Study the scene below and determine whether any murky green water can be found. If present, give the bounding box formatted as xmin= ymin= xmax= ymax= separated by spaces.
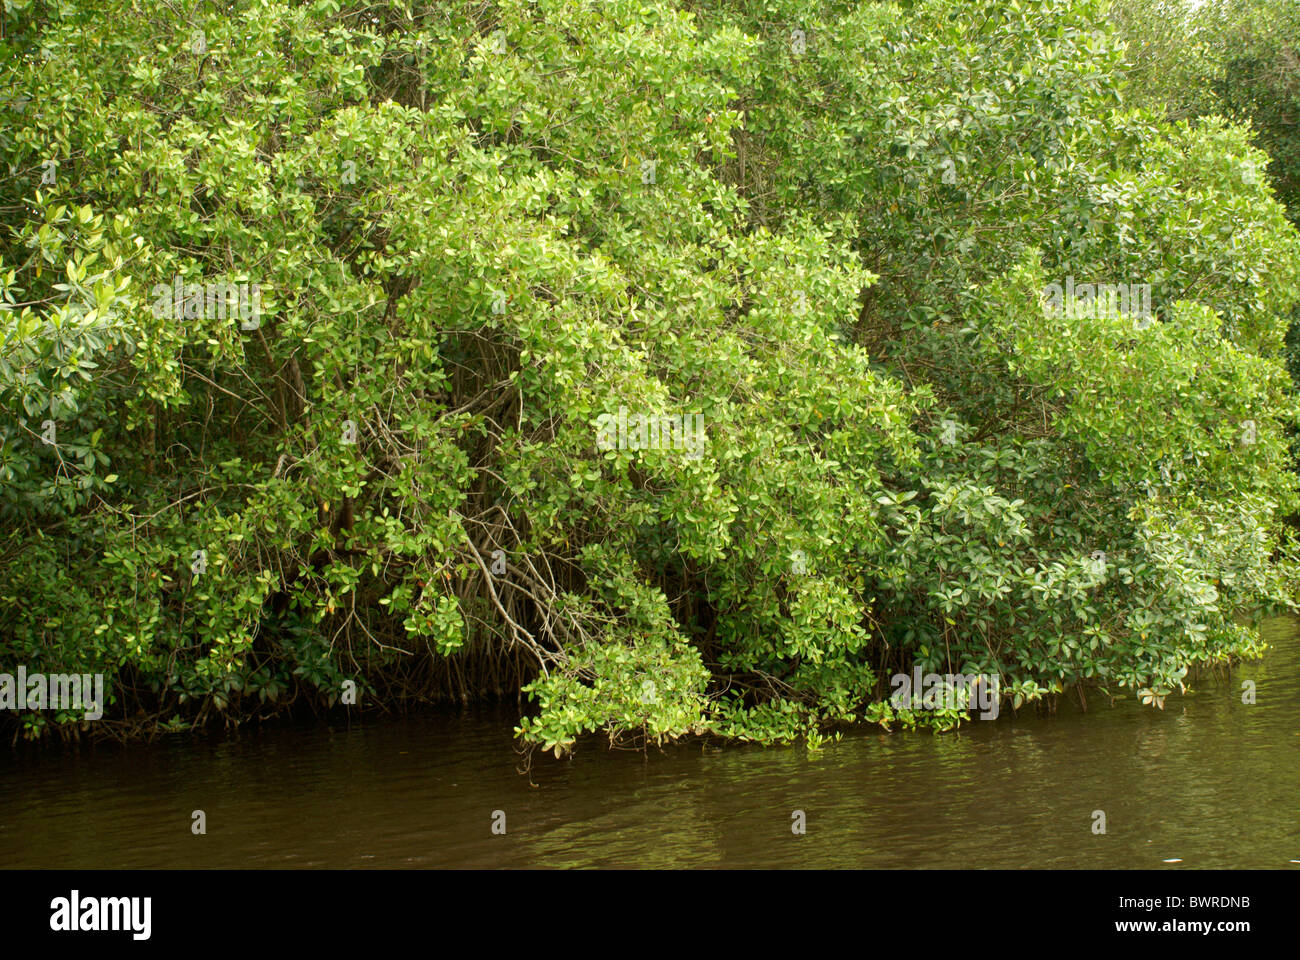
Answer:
xmin=4 ymin=617 xmax=1299 ymax=868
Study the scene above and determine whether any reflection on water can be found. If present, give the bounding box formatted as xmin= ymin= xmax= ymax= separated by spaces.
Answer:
xmin=3 ymin=618 xmax=1299 ymax=868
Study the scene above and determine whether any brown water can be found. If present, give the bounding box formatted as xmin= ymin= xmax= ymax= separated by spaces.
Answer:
xmin=4 ymin=618 xmax=1299 ymax=869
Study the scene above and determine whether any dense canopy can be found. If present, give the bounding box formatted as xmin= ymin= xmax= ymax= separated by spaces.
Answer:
xmin=2 ymin=0 xmax=1298 ymax=753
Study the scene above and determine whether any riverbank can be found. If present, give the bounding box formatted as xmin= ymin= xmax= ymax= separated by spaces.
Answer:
xmin=4 ymin=617 xmax=1295 ymax=869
